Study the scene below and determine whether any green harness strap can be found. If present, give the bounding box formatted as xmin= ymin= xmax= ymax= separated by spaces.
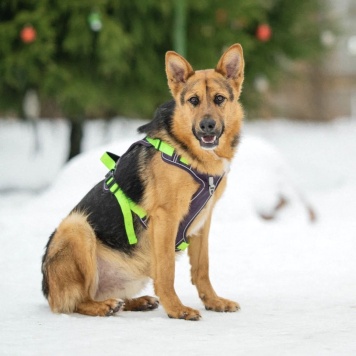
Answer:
xmin=100 ymin=137 xmax=190 ymax=249
xmin=101 ymin=152 xmax=146 ymax=245
xmin=146 ymin=137 xmax=190 ymax=165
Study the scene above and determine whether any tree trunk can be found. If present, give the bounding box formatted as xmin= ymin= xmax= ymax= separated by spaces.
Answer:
xmin=173 ymin=0 xmax=186 ymax=57
xmin=68 ymin=119 xmax=83 ymax=161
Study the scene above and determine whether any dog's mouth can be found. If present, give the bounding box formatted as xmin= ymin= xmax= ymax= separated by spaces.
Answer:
xmin=201 ymin=135 xmax=217 ymax=146
xmin=198 ymin=134 xmax=219 ymax=150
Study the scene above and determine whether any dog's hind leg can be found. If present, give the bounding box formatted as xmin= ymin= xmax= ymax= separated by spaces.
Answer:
xmin=42 ymin=212 xmax=123 ymax=316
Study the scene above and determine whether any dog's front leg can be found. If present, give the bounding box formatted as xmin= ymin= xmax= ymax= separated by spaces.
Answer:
xmin=188 ymin=213 xmax=240 ymax=312
xmin=149 ymin=208 xmax=201 ymax=321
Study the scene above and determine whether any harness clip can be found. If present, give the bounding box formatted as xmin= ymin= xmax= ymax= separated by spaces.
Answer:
xmin=105 ymin=169 xmax=114 ymax=179
xmin=209 ymin=176 xmax=216 ymax=195
xmin=105 ymin=170 xmax=116 ymax=188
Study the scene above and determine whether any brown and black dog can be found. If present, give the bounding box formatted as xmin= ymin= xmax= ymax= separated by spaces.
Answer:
xmin=41 ymin=44 xmax=245 ymax=320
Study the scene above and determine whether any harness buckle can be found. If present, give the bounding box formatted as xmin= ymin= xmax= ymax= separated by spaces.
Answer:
xmin=105 ymin=170 xmax=116 ymax=189
xmin=208 ymin=176 xmax=216 ymax=195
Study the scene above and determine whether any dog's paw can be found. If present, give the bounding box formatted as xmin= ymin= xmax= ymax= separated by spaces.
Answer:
xmin=204 ymin=297 xmax=240 ymax=312
xmin=124 ymin=296 xmax=159 ymax=311
xmin=105 ymin=299 xmax=125 ymax=316
xmin=76 ymin=298 xmax=125 ymax=316
xmin=137 ymin=296 xmax=159 ymax=310
xmin=167 ymin=306 xmax=201 ymax=321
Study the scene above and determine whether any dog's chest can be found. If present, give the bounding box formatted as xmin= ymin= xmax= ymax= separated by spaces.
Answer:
xmin=186 ymin=199 xmax=213 ymax=236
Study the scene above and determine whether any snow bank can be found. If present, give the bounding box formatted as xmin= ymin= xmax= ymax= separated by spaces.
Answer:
xmin=1 ymin=118 xmax=311 ymax=222
xmin=1 ymin=118 xmax=356 ymax=355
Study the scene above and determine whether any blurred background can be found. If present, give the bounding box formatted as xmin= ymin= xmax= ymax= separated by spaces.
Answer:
xmin=0 ymin=0 xmax=355 ymax=195
xmin=1 ymin=0 xmax=355 ymax=159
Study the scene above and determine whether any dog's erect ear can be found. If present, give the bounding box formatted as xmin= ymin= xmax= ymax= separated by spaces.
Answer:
xmin=215 ymin=44 xmax=244 ymax=97
xmin=165 ymin=51 xmax=194 ymax=96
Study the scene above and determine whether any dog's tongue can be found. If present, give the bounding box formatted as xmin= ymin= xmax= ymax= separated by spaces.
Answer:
xmin=201 ymin=135 xmax=216 ymax=144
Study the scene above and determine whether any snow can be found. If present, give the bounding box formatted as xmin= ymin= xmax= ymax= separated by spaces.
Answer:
xmin=1 ymin=117 xmax=356 ymax=355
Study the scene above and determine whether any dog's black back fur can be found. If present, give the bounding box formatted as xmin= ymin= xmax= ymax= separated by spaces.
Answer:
xmin=63 ymin=101 xmax=176 ymax=254
xmin=74 ymin=145 xmax=155 ymax=254
xmin=138 ymin=100 xmax=175 ymax=136
xmin=74 ymin=101 xmax=179 ymax=253
xmin=139 ymin=100 xmax=194 ymax=157
xmin=42 ymin=100 xmax=175 ymax=265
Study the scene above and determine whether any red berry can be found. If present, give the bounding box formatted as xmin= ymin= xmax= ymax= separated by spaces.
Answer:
xmin=21 ymin=26 xmax=37 ymax=43
xmin=256 ymin=24 xmax=272 ymax=42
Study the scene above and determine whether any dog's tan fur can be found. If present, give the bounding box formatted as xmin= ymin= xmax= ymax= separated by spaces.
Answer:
xmin=42 ymin=44 xmax=245 ymax=320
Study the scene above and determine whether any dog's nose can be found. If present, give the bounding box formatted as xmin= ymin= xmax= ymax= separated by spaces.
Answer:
xmin=199 ymin=118 xmax=216 ymax=133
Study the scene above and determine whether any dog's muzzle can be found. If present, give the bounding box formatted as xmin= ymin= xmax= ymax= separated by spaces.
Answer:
xmin=194 ymin=117 xmax=221 ymax=150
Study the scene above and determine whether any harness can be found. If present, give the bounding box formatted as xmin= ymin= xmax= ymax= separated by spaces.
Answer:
xmin=101 ymin=137 xmax=224 ymax=251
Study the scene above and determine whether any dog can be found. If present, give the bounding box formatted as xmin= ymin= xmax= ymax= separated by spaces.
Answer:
xmin=41 ymin=43 xmax=245 ymax=320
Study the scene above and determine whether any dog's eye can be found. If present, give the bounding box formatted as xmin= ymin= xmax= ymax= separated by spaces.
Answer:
xmin=188 ymin=96 xmax=199 ymax=106
xmin=214 ymin=95 xmax=225 ymax=105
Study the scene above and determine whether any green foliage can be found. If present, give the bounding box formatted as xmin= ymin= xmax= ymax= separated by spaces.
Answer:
xmin=0 ymin=0 xmax=333 ymax=119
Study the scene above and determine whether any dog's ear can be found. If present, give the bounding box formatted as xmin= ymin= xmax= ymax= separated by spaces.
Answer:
xmin=165 ymin=51 xmax=194 ymax=96
xmin=215 ymin=44 xmax=244 ymax=98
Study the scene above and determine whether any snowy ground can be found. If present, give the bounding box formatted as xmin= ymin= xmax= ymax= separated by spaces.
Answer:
xmin=1 ymin=117 xmax=356 ymax=355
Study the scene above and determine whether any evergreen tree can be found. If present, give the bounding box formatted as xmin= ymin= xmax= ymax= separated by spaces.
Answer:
xmin=0 ymin=0 xmax=334 ymax=157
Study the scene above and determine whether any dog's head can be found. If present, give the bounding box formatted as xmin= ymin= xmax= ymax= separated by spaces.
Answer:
xmin=165 ymin=44 xmax=244 ymax=158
